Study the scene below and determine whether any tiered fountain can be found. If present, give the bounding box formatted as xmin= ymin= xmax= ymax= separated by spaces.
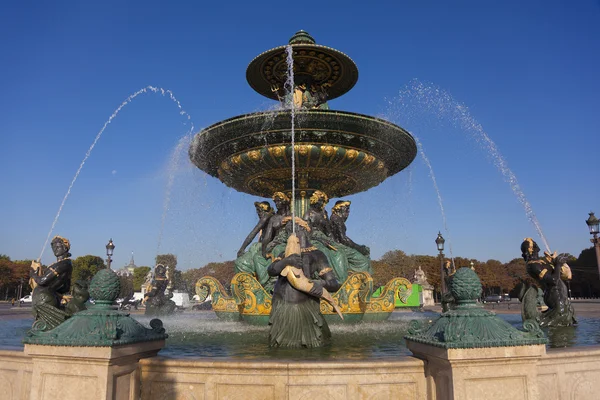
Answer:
xmin=189 ymin=31 xmax=417 ymax=324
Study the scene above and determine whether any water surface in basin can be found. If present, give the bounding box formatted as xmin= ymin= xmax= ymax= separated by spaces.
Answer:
xmin=4 ymin=311 xmax=600 ymax=359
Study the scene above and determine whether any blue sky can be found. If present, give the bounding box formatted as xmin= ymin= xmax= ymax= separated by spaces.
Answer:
xmin=1 ymin=1 xmax=599 ymax=270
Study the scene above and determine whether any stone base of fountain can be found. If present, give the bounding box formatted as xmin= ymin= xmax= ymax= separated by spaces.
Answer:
xmin=25 ymin=340 xmax=164 ymax=400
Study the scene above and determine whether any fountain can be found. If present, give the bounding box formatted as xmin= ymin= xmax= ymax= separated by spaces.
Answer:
xmin=3 ymin=31 xmax=600 ymax=400
xmin=190 ymin=30 xmax=415 ymax=324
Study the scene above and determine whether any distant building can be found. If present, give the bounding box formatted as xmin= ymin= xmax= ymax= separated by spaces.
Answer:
xmin=116 ymin=251 xmax=137 ymax=277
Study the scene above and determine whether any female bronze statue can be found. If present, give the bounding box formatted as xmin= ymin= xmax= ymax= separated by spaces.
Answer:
xmin=267 ymin=218 xmax=341 ymax=348
xmin=303 ymin=191 xmax=350 ymax=281
xmin=234 ymin=201 xmax=276 ymax=291
xmin=261 ymin=192 xmax=292 ymax=259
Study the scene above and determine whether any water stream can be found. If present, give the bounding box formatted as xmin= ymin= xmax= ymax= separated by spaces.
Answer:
xmin=285 ymin=45 xmax=297 ymax=233
xmin=38 ymin=86 xmax=194 ymax=262
xmin=394 ymin=80 xmax=550 ymax=252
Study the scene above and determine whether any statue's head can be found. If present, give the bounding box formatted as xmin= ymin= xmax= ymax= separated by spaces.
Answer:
xmin=272 ymin=192 xmax=290 ymax=210
xmin=254 ymin=201 xmax=273 ymax=216
xmin=72 ymin=280 xmax=89 ymax=301
xmin=521 ymin=238 xmax=540 ymax=261
xmin=310 ymin=190 xmax=329 ymax=209
xmin=50 ymin=236 xmax=71 ymax=258
xmin=155 ymin=264 xmax=167 ymax=279
xmin=332 ymin=200 xmax=351 ymax=218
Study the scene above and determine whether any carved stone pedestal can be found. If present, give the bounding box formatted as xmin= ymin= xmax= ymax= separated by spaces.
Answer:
xmin=25 ymin=341 xmax=164 ymax=400
xmin=407 ymin=341 xmax=545 ymax=400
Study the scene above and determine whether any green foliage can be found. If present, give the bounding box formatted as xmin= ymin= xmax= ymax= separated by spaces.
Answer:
xmin=132 ymin=266 xmax=151 ymax=291
xmin=156 ymin=254 xmax=177 ymax=269
xmin=118 ymin=275 xmax=134 ymax=299
xmin=72 ymin=255 xmax=105 ymax=284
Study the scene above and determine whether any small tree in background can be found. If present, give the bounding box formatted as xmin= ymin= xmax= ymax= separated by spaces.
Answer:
xmin=71 ymin=255 xmax=105 ymax=286
xmin=132 ymin=266 xmax=151 ymax=291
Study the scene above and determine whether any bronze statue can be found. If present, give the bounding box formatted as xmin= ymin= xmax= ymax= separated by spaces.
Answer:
xmin=330 ymin=200 xmax=370 ymax=256
xmin=267 ymin=217 xmax=341 ymax=347
xmin=234 ymin=201 xmax=276 ymax=291
xmin=144 ymin=264 xmax=177 ymax=316
xmin=328 ymin=200 xmax=373 ymax=278
xmin=29 ymin=236 xmax=74 ymax=330
xmin=303 ymin=191 xmax=350 ymax=281
xmin=262 ymin=192 xmax=292 ymax=259
xmin=520 ymin=238 xmax=576 ymax=327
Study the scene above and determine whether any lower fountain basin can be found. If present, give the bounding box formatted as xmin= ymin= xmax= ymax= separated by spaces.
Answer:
xmin=3 ymin=311 xmax=600 ymax=359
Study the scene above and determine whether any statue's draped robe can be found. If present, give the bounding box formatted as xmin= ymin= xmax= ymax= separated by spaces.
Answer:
xmin=267 ymin=250 xmax=340 ymax=348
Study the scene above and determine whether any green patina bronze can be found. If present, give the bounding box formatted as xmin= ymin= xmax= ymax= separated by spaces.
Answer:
xmin=405 ymin=267 xmax=548 ymax=349
xmin=23 ymin=268 xmax=167 ymax=346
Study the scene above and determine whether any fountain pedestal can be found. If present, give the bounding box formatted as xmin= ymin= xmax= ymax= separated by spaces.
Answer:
xmin=22 ymin=269 xmax=168 ymax=400
xmin=406 ymin=341 xmax=545 ymax=400
xmin=25 ymin=341 xmax=164 ymax=400
xmin=405 ymin=267 xmax=548 ymax=400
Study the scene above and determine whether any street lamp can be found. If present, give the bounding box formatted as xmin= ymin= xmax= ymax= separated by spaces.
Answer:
xmin=18 ymin=277 xmax=23 ymax=307
xmin=435 ymin=232 xmax=446 ymax=294
xmin=585 ymin=211 xmax=600 ymax=278
xmin=106 ymin=238 xmax=115 ymax=270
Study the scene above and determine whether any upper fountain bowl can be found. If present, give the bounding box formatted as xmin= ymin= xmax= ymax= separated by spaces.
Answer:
xmin=189 ymin=109 xmax=417 ymax=198
xmin=246 ymin=30 xmax=359 ymax=101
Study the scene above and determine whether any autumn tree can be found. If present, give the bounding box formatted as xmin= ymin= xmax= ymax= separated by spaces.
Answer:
xmin=72 ymin=255 xmax=105 ymax=284
xmin=156 ymin=254 xmax=177 ymax=269
xmin=181 ymin=261 xmax=236 ymax=292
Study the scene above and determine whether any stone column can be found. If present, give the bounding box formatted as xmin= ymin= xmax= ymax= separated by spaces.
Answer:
xmin=405 ymin=267 xmax=548 ymax=400
xmin=407 ymin=342 xmax=545 ymax=400
xmin=23 ymin=268 xmax=168 ymax=400
xmin=26 ymin=341 xmax=164 ymax=400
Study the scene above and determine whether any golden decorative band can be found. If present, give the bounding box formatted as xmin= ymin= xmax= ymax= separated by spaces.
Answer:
xmin=301 ymin=246 xmax=318 ymax=253
xmin=319 ymin=267 xmax=333 ymax=276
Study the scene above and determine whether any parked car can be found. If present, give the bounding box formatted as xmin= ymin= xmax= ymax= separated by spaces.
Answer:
xmin=482 ymin=295 xmax=502 ymax=304
xmin=20 ymin=295 xmax=32 ymax=304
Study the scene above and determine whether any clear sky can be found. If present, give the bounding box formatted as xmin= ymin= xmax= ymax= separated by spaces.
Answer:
xmin=1 ymin=1 xmax=599 ymax=270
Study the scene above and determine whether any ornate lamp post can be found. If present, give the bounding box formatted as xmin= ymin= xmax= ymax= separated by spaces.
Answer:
xmin=435 ymin=232 xmax=446 ymax=294
xmin=585 ymin=211 xmax=600 ymax=278
xmin=18 ymin=277 xmax=23 ymax=307
xmin=106 ymin=238 xmax=115 ymax=270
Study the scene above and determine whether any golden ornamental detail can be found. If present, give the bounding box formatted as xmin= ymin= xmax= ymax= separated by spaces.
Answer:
xmin=248 ymin=150 xmax=262 ymax=161
xmin=321 ymin=145 xmax=337 ymax=157
xmin=346 ymin=149 xmax=358 ymax=160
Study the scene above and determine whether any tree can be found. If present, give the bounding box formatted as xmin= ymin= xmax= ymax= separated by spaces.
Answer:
xmin=182 ymin=261 xmax=235 ymax=291
xmin=72 ymin=255 xmax=105 ymax=284
xmin=156 ymin=254 xmax=177 ymax=269
xmin=132 ymin=266 xmax=151 ymax=291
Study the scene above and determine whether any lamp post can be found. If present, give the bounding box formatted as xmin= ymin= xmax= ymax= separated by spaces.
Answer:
xmin=435 ymin=232 xmax=446 ymax=294
xmin=18 ymin=277 xmax=23 ymax=307
xmin=106 ymin=238 xmax=115 ymax=270
xmin=585 ymin=211 xmax=600 ymax=278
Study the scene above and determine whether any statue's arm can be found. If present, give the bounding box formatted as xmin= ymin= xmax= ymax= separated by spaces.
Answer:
xmin=331 ymin=217 xmax=369 ymax=256
xmin=238 ymin=215 xmax=270 ymax=257
xmin=314 ymin=252 xmax=341 ymax=293
xmin=261 ymin=219 xmax=276 ymax=258
xmin=267 ymin=254 xmax=302 ymax=276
